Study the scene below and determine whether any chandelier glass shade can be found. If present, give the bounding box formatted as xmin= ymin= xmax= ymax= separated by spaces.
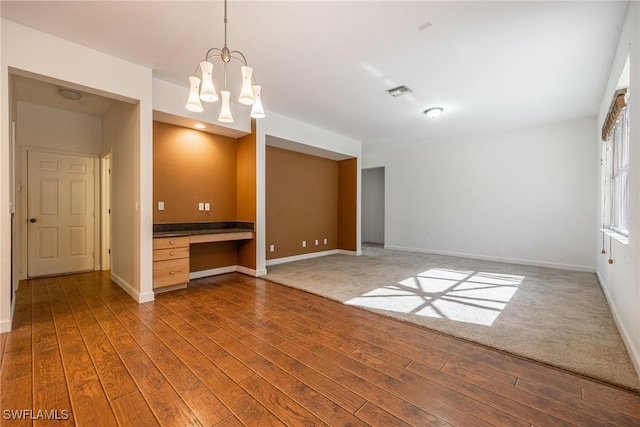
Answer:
xmin=185 ymin=0 xmax=265 ymax=123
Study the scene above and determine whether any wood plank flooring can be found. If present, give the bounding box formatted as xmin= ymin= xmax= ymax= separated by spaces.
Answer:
xmin=1 ymin=271 xmax=639 ymax=426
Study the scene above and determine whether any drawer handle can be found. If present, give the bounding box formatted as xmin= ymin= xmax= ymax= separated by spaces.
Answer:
xmin=170 ymin=271 xmax=176 ymax=275
xmin=170 ymin=252 xmax=175 ymax=256
xmin=169 ymin=241 xmax=175 ymax=245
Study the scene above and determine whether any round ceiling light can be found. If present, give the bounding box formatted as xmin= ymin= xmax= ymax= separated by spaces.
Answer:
xmin=58 ymin=88 xmax=82 ymax=101
xmin=424 ymin=107 xmax=443 ymax=118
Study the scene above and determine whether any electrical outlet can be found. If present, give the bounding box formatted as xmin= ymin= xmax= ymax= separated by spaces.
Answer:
xmin=425 ymin=237 xmax=430 ymax=244
xmin=324 ymin=238 xmax=328 ymax=244
xmin=270 ymin=244 xmax=275 ymax=252
xmin=198 ymin=202 xmax=204 ymax=211
xmin=302 ymin=241 xmax=306 ymax=248
xmin=158 ymin=201 xmax=164 ymax=211
xmin=205 ymin=203 xmax=210 ymax=211
xmin=315 ymin=240 xmax=319 ymax=245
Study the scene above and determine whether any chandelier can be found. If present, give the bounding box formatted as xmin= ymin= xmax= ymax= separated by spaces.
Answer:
xmin=185 ymin=0 xmax=265 ymax=122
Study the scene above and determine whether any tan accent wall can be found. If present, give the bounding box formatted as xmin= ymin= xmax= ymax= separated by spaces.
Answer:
xmin=190 ymin=242 xmax=238 ymax=271
xmin=153 ymin=121 xmax=237 ymax=223
xmin=266 ymin=146 xmax=357 ymax=260
xmin=338 ymin=158 xmax=358 ymax=251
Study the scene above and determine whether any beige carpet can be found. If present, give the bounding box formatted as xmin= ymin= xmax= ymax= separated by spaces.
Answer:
xmin=264 ymin=245 xmax=640 ymax=391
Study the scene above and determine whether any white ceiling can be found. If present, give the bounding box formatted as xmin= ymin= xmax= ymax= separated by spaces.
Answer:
xmin=1 ymin=1 xmax=628 ymax=153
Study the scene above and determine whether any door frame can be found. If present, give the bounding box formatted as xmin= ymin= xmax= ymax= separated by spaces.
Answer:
xmin=100 ymin=151 xmax=112 ymax=271
xmin=20 ymin=146 xmax=100 ymax=279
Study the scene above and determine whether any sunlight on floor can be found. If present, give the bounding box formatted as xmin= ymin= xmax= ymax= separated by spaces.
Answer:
xmin=344 ymin=268 xmax=524 ymax=326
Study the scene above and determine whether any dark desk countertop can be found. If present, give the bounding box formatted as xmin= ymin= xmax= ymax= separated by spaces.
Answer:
xmin=152 ymin=221 xmax=254 ymax=238
xmin=153 ymin=228 xmax=254 ymax=238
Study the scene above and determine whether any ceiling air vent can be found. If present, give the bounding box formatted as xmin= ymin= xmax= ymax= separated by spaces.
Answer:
xmin=386 ymin=85 xmax=413 ymax=97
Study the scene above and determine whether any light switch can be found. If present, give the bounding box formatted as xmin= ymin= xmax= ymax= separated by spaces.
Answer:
xmin=198 ymin=202 xmax=204 ymax=211
xmin=158 ymin=201 xmax=164 ymax=211
xmin=205 ymin=203 xmax=210 ymax=211
xmin=270 ymin=244 xmax=275 ymax=252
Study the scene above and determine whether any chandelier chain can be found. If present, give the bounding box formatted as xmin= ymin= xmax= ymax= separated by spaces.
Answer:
xmin=224 ymin=0 xmax=228 ymax=50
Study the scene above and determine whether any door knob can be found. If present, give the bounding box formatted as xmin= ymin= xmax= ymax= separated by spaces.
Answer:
xmin=29 ymin=218 xmax=37 ymax=223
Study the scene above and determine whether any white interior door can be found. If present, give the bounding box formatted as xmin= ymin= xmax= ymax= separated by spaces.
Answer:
xmin=27 ymin=151 xmax=95 ymax=277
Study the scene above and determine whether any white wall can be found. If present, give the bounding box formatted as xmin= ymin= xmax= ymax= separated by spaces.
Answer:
xmin=102 ymin=101 xmax=151 ymax=302
xmin=0 ymin=16 xmax=12 ymax=334
xmin=384 ymin=117 xmax=598 ymax=271
xmin=596 ymin=1 xmax=640 ymax=379
xmin=16 ymin=102 xmax=102 ymax=154
xmin=362 ymin=152 xmax=385 ymax=169
xmin=1 ymin=19 xmax=154 ymax=332
xmin=362 ymin=167 xmax=385 ymax=244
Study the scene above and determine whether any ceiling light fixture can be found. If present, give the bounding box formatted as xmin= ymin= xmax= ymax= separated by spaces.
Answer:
xmin=58 ymin=88 xmax=82 ymax=101
xmin=424 ymin=107 xmax=443 ymax=118
xmin=185 ymin=0 xmax=265 ymax=122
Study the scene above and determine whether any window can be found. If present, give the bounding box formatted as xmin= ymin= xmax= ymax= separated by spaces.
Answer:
xmin=601 ymin=56 xmax=630 ymax=243
xmin=609 ymin=97 xmax=630 ymax=236
xmin=602 ymin=89 xmax=631 ymax=236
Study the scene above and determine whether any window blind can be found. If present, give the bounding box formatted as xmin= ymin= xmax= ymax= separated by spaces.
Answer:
xmin=602 ymin=88 xmax=627 ymax=141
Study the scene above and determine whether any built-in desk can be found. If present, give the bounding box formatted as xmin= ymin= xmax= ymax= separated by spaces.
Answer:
xmin=152 ymin=222 xmax=254 ymax=290
xmin=154 ymin=229 xmax=254 ymax=242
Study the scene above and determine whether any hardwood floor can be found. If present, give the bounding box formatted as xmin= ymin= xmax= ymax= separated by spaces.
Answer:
xmin=1 ymin=271 xmax=639 ymax=426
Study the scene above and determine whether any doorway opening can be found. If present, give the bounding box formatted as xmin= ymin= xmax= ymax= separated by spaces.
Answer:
xmin=11 ymin=73 xmax=115 ymax=280
xmin=362 ymin=167 xmax=385 ymax=245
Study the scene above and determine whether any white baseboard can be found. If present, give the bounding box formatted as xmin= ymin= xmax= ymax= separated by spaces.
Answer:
xmin=0 ymin=317 xmax=12 ymax=333
xmin=190 ymin=265 xmax=264 ymax=279
xmin=596 ymin=271 xmax=640 ymax=380
xmin=1 ymin=295 xmax=17 ymax=332
xmin=3 ymin=277 xmax=20 ymax=332
xmin=337 ymin=249 xmax=361 ymax=256
xmin=138 ymin=291 xmax=155 ymax=303
xmin=190 ymin=266 xmax=237 ymax=280
xmin=237 ymin=265 xmax=264 ymax=277
xmin=384 ymin=245 xmax=596 ymax=273
xmin=266 ymin=249 xmax=339 ymax=266
xmin=153 ymin=283 xmax=187 ymax=294
xmin=111 ymin=272 xmax=154 ymax=303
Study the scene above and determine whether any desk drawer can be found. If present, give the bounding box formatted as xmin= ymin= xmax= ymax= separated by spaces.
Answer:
xmin=153 ymin=246 xmax=189 ymax=262
xmin=153 ymin=258 xmax=190 ymax=288
xmin=153 ymin=236 xmax=189 ymax=250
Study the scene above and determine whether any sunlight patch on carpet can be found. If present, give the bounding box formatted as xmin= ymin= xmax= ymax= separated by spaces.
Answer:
xmin=344 ymin=268 xmax=523 ymax=326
